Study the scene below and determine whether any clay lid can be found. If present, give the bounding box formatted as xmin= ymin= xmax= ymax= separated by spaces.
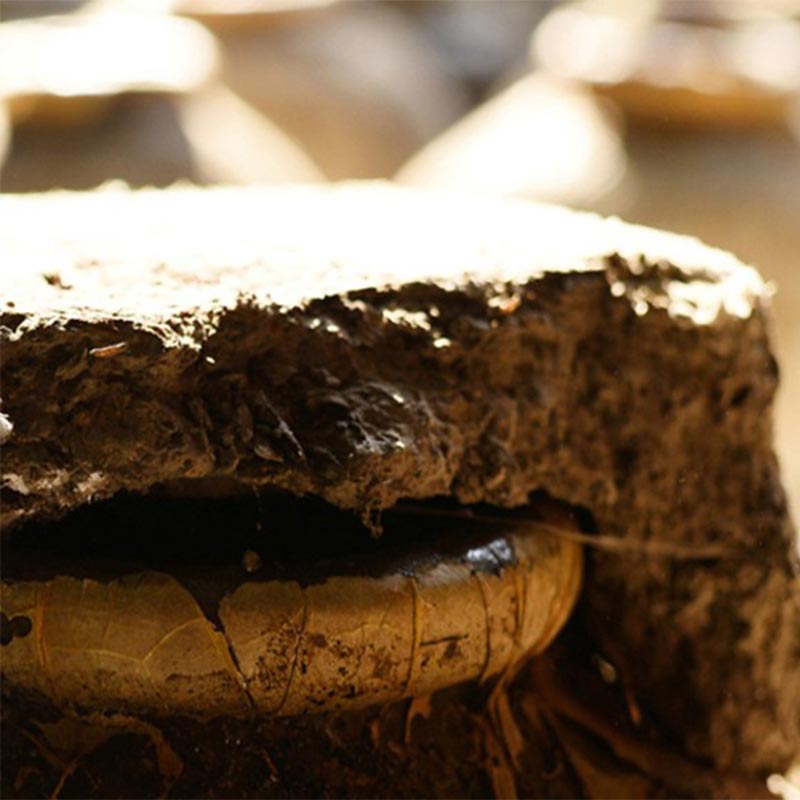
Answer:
xmin=0 ymin=183 xmax=766 ymax=527
xmin=532 ymin=1 xmax=800 ymax=129
xmin=0 ymin=13 xmax=219 ymax=125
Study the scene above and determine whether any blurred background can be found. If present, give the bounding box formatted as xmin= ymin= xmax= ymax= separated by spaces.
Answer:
xmin=1 ymin=0 xmax=798 ymax=522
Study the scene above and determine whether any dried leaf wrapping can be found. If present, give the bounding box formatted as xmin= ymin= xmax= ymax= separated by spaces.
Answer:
xmin=1 ymin=527 xmax=582 ymax=717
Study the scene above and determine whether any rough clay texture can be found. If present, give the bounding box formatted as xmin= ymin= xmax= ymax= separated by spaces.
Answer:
xmin=1 ymin=184 xmax=798 ymax=785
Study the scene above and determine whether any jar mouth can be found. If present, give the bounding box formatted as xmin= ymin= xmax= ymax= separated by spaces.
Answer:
xmin=1 ymin=490 xmax=585 ymax=719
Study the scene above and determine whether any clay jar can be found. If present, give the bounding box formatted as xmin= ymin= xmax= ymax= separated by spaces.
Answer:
xmin=0 ymin=11 xmax=322 ymax=191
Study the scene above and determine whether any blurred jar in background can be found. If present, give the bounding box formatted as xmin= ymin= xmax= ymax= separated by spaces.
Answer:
xmin=165 ymin=0 xmax=469 ymax=179
xmin=0 ymin=11 xmax=323 ymax=192
xmin=395 ymin=72 xmax=626 ymax=210
xmin=534 ymin=0 xmax=800 ymax=519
